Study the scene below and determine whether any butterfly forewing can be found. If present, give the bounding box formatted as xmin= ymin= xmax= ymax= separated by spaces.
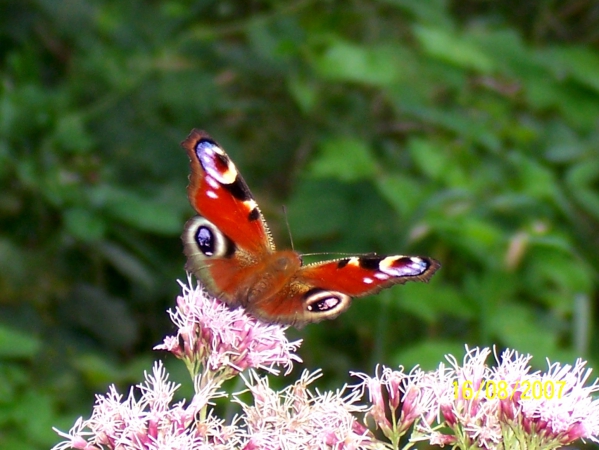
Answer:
xmin=182 ymin=129 xmax=274 ymax=254
xmin=298 ymin=255 xmax=440 ymax=296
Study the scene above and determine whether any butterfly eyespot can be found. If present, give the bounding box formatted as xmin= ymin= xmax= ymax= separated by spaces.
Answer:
xmin=379 ymin=256 xmax=430 ymax=277
xmin=195 ymin=139 xmax=255 ymax=202
xmin=308 ymin=296 xmax=339 ymax=311
xmin=304 ymin=288 xmax=351 ymax=314
xmin=195 ymin=140 xmax=238 ymax=185
xmin=196 ymin=226 xmax=216 ymax=256
xmin=183 ymin=216 xmax=236 ymax=260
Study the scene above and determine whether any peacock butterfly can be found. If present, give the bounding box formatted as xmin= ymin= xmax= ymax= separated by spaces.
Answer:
xmin=181 ymin=129 xmax=440 ymax=326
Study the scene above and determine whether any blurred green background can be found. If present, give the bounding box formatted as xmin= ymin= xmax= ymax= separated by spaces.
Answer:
xmin=1 ymin=0 xmax=599 ymax=448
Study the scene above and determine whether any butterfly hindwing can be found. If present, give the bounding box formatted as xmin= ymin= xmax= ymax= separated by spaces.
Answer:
xmin=247 ymin=255 xmax=440 ymax=326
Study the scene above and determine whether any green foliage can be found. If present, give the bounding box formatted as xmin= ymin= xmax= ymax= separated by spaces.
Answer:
xmin=1 ymin=1 xmax=599 ymax=448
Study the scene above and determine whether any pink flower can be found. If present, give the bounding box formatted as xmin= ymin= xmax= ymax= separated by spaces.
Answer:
xmin=52 ymin=361 xmax=240 ymax=450
xmin=154 ymin=277 xmax=302 ymax=383
xmin=235 ymin=369 xmax=374 ymax=449
xmin=416 ymin=346 xmax=599 ymax=450
xmin=352 ymin=365 xmax=436 ymax=444
xmin=510 ymin=356 xmax=599 ymax=444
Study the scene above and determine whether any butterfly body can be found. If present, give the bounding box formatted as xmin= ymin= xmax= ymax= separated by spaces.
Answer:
xmin=182 ymin=129 xmax=440 ymax=326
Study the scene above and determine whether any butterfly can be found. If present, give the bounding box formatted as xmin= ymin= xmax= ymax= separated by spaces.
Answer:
xmin=181 ymin=129 xmax=440 ymax=326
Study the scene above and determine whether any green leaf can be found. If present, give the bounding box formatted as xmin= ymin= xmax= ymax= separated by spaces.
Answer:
xmin=397 ymin=105 xmax=501 ymax=151
xmin=311 ymin=40 xmax=401 ymax=86
xmin=414 ymin=26 xmax=495 ymax=73
xmin=408 ymin=138 xmax=446 ymax=180
xmin=96 ymin=241 xmax=155 ymax=288
xmin=541 ymin=46 xmax=599 ymax=94
xmin=375 ymin=174 xmax=424 ymax=218
xmin=73 ymin=353 xmax=122 ymax=386
xmin=523 ymin=76 xmax=599 ymax=130
xmin=508 ymin=152 xmax=557 ymax=201
xmin=437 ymin=216 xmax=505 ymax=264
xmin=566 ymin=159 xmax=599 ymax=221
xmin=393 ymin=340 xmax=468 ymax=370
xmin=525 ymin=246 xmax=593 ymax=310
xmin=91 ymin=185 xmax=182 ymax=235
xmin=12 ymin=390 xmax=57 ymax=445
xmin=0 ymin=326 xmax=40 ymax=359
xmin=399 ymin=284 xmax=473 ymax=323
xmin=309 ymin=137 xmax=378 ymax=181
xmin=543 ymin=121 xmax=588 ymax=162
xmin=63 ymin=207 xmax=106 ymax=241
xmin=0 ymin=239 xmax=27 ymax=287
xmin=68 ymin=283 xmax=140 ymax=349
xmin=52 ymin=114 xmax=93 ymax=154
xmin=0 ymin=364 xmax=28 ymax=403
xmin=376 ymin=0 xmax=452 ymax=27
xmin=287 ymin=180 xmax=351 ymax=240
xmin=287 ymin=74 xmax=318 ymax=114
xmin=489 ymin=302 xmax=558 ymax=358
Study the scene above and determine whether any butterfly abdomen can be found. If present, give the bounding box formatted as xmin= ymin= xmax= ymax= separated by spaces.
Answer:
xmin=245 ymin=251 xmax=302 ymax=305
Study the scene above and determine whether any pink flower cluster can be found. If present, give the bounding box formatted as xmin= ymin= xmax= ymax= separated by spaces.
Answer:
xmin=53 ymin=279 xmax=371 ymax=449
xmin=53 ymin=362 xmax=239 ymax=450
xmin=355 ymin=347 xmax=599 ymax=449
xmin=52 ymin=279 xmax=599 ymax=450
xmin=236 ymin=370 xmax=373 ymax=449
xmin=154 ymin=277 xmax=302 ymax=383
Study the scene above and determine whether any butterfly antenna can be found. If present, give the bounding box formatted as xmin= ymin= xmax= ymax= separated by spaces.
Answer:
xmin=281 ymin=205 xmax=295 ymax=251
